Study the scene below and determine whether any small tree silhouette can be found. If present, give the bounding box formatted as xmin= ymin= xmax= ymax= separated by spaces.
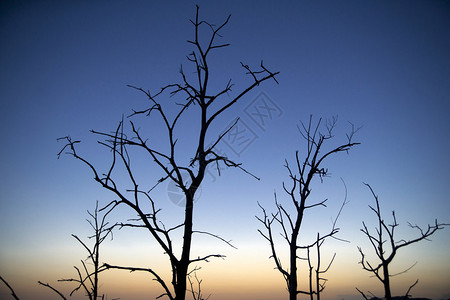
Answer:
xmin=356 ymin=184 xmax=448 ymax=300
xmin=187 ymin=272 xmax=210 ymax=300
xmin=58 ymin=5 xmax=278 ymax=300
xmin=1 ymin=202 xmax=114 ymax=300
xmin=38 ymin=201 xmax=114 ymax=300
xmin=257 ymin=116 xmax=359 ymax=300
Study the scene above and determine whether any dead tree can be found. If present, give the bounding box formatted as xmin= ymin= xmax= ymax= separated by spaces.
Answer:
xmin=38 ymin=201 xmax=114 ymax=300
xmin=58 ymin=6 xmax=278 ymax=300
xmin=257 ymin=116 xmax=359 ymax=300
xmin=356 ymin=184 xmax=448 ymax=300
xmin=187 ymin=272 xmax=210 ymax=300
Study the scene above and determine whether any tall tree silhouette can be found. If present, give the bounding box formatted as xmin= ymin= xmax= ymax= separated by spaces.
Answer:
xmin=356 ymin=184 xmax=448 ymax=300
xmin=58 ymin=6 xmax=278 ymax=300
xmin=257 ymin=116 xmax=359 ymax=300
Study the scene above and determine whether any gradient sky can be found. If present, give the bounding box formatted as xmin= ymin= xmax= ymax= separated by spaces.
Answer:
xmin=1 ymin=1 xmax=449 ymax=300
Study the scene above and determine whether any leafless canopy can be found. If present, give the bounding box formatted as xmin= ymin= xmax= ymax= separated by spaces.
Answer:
xmin=257 ymin=116 xmax=360 ymax=300
xmin=58 ymin=5 xmax=278 ymax=300
xmin=356 ymin=184 xmax=448 ymax=300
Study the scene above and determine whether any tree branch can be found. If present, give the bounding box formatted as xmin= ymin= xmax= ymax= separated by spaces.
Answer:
xmin=102 ymin=263 xmax=174 ymax=300
xmin=38 ymin=281 xmax=67 ymax=300
xmin=1 ymin=276 xmax=21 ymax=300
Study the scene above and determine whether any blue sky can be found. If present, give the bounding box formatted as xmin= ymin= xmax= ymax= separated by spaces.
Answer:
xmin=1 ymin=1 xmax=449 ymax=300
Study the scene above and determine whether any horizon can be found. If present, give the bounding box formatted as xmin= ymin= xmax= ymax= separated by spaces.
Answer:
xmin=1 ymin=1 xmax=449 ymax=300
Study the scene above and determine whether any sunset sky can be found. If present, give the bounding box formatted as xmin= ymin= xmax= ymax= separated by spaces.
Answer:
xmin=1 ymin=1 xmax=449 ymax=300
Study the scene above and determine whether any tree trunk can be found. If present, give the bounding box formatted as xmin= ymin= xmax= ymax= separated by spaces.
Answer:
xmin=174 ymin=264 xmax=188 ymax=300
xmin=175 ymin=198 xmax=194 ymax=300
xmin=289 ymin=226 xmax=299 ymax=300
xmin=383 ymin=262 xmax=392 ymax=300
xmin=175 ymin=174 xmax=203 ymax=300
xmin=289 ymin=246 xmax=298 ymax=300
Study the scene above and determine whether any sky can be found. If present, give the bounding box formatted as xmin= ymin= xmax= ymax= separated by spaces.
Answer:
xmin=1 ymin=1 xmax=449 ymax=300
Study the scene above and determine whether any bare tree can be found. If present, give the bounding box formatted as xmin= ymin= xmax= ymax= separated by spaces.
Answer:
xmin=58 ymin=5 xmax=278 ymax=300
xmin=38 ymin=201 xmax=114 ymax=300
xmin=187 ymin=272 xmax=210 ymax=300
xmin=356 ymin=184 xmax=448 ymax=300
xmin=257 ymin=116 xmax=359 ymax=300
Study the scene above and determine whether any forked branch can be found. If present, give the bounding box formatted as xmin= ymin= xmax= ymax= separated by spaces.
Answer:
xmin=357 ymin=184 xmax=448 ymax=300
xmin=58 ymin=6 xmax=278 ymax=300
xmin=257 ymin=116 xmax=359 ymax=300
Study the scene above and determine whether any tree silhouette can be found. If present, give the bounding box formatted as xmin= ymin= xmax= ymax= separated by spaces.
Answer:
xmin=356 ymin=184 xmax=448 ymax=300
xmin=58 ymin=5 xmax=278 ymax=300
xmin=1 ymin=202 xmax=114 ymax=300
xmin=188 ymin=272 xmax=210 ymax=300
xmin=257 ymin=116 xmax=359 ymax=300
xmin=38 ymin=201 xmax=114 ymax=300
